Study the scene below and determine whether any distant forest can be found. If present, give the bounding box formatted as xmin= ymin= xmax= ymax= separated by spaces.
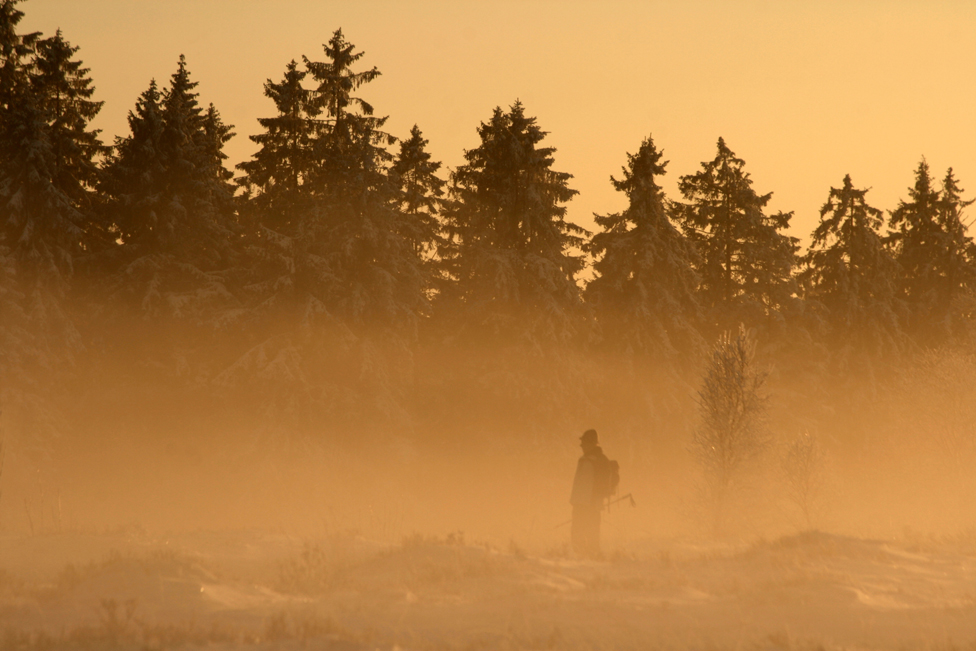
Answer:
xmin=2 ymin=1 xmax=974 ymax=457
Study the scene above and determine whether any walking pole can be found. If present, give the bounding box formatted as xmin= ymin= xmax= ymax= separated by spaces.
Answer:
xmin=605 ymin=492 xmax=637 ymax=511
xmin=554 ymin=493 xmax=636 ymax=528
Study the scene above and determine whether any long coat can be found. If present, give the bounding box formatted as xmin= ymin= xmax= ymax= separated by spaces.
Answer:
xmin=570 ymin=446 xmax=608 ymax=507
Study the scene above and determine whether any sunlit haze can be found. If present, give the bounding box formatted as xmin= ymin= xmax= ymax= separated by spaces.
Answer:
xmin=5 ymin=1 xmax=976 ymax=648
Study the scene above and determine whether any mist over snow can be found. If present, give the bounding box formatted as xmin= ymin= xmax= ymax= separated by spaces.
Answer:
xmin=3 ymin=1 xmax=976 ymax=649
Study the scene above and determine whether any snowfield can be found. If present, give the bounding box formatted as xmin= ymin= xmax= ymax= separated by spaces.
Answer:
xmin=2 ymin=529 xmax=976 ymax=650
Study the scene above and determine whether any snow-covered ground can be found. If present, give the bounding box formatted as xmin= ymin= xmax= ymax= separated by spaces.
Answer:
xmin=2 ymin=529 xmax=975 ymax=650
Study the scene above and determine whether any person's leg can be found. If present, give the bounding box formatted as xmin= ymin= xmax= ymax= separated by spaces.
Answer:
xmin=574 ymin=505 xmax=601 ymax=558
xmin=571 ymin=506 xmax=587 ymax=554
xmin=590 ymin=509 xmax=602 ymax=557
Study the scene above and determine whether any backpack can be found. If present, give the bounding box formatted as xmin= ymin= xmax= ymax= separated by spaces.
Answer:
xmin=592 ymin=455 xmax=620 ymax=501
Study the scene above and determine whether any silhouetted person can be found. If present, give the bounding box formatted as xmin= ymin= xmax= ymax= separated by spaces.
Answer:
xmin=570 ymin=428 xmax=613 ymax=558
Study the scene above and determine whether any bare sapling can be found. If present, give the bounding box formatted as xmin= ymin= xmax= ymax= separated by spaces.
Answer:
xmin=781 ymin=431 xmax=827 ymax=530
xmin=692 ymin=326 xmax=769 ymax=537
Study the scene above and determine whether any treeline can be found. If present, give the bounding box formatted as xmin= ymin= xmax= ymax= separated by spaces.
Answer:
xmin=2 ymin=1 xmax=974 ymax=455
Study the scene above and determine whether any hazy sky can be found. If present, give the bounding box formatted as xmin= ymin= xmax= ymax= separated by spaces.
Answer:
xmin=23 ymin=1 xmax=976 ymax=243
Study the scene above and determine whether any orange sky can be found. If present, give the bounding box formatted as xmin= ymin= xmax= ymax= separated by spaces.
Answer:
xmin=23 ymin=1 xmax=976 ymax=245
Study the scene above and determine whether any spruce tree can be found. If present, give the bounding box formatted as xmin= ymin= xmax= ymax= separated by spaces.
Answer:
xmin=0 ymin=0 xmax=37 ymax=113
xmin=0 ymin=74 xmax=81 ymax=293
xmin=0 ymin=8 xmax=86 ymax=444
xmin=109 ymin=56 xmax=236 ymax=263
xmin=304 ymin=29 xmax=391 ymax=200
xmin=236 ymin=59 xmax=317 ymax=231
xmin=585 ymin=135 xmax=702 ymax=362
xmin=888 ymin=159 xmax=943 ymax=340
xmin=432 ymin=101 xmax=590 ymax=442
xmin=889 ymin=160 xmax=976 ymax=344
xmin=674 ymin=138 xmax=798 ymax=333
xmin=0 ymin=14 xmax=85 ymax=318
xmin=155 ymin=55 xmax=231 ymax=263
xmin=31 ymin=29 xmax=105 ymax=212
xmin=234 ymin=59 xmax=318 ymax=332
xmin=200 ymin=103 xmax=236 ymax=218
xmin=101 ymin=79 xmax=165 ymax=260
xmin=443 ymin=101 xmax=587 ymax=343
xmin=0 ymin=5 xmax=82 ymax=294
xmin=934 ymin=168 xmax=976 ymax=341
xmin=391 ymin=124 xmax=445 ymax=277
xmin=227 ymin=31 xmax=433 ymax=441
xmin=101 ymin=57 xmax=237 ymax=319
xmin=299 ymin=29 xmax=426 ymax=331
xmin=799 ymin=174 xmax=903 ymax=374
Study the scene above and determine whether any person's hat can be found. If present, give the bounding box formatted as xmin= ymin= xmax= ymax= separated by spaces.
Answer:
xmin=580 ymin=429 xmax=598 ymax=445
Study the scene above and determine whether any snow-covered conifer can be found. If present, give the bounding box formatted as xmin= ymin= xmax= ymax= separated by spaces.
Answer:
xmin=391 ymin=124 xmax=445 ymax=281
xmin=799 ymin=174 xmax=904 ymax=375
xmin=674 ymin=138 xmax=798 ymax=333
xmin=0 ymin=0 xmax=37 ymax=112
xmin=889 ymin=161 xmax=976 ymax=344
xmin=0 ymin=77 xmax=81 ymax=293
xmin=31 ymin=29 xmax=106 ymax=213
xmin=225 ymin=31 xmax=433 ymax=442
xmin=101 ymin=57 xmax=238 ymax=320
xmin=201 ymin=103 xmax=236 ymax=217
xmin=585 ymin=135 xmax=702 ymax=362
xmin=443 ymin=101 xmax=587 ymax=344
xmin=237 ymin=59 xmax=318 ymax=230
xmin=889 ymin=160 xmax=942 ymax=338
xmin=299 ymin=29 xmax=426 ymax=331
xmin=0 ymin=11 xmax=87 ymax=443
xmin=933 ymin=169 xmax=976 ymax=342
